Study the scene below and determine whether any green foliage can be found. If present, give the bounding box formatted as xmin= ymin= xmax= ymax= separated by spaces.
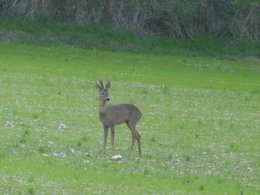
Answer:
xmin=0 ymin=0 xmax=259 ymax=40
xmin=0 ymin=17 xmax=259 ymax=58
xmin=0 ymin=44 xmax=259 ymax=194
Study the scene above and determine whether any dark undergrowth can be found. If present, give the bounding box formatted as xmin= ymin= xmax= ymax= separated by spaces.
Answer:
xmin=0 ymin=17 xmax=259 ymax=59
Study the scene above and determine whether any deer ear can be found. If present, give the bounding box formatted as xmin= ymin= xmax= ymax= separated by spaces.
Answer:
xmin=105 ymin=79 xmax=111 ymax=89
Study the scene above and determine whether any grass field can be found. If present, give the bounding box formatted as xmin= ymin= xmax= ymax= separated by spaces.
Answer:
xmin=0 ymin=43 xmax=259 ymax=194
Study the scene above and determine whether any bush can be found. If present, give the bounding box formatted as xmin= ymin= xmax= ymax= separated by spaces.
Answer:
xmin=0 ymin=0 xmax=259 ymax=40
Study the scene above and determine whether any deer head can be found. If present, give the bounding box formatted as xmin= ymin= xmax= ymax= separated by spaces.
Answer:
xmin=96 ymin=79 xmax=111 ymax=102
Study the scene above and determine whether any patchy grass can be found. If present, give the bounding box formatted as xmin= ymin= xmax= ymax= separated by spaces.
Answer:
xmin=0 ymin=43 xmax=259 ymax=194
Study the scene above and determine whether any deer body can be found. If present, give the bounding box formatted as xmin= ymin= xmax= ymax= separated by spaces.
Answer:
xmin=99 ymin=104 xmax=141 ymax=126
xmin=96 ymin=80 xmax=142 ymax=157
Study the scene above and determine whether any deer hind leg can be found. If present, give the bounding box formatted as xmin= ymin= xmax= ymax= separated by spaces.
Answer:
xmin=127 ymin=121 xmax=142 ymax=157
xmin=134 ymin=131 xmax=142 ymax=156
xmin=129 ymin=131 xmax=135 ymax=158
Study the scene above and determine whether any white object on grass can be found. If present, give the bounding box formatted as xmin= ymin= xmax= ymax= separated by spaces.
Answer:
xmin=111 ymin=154 xmax=122 ymax=161
xmin=59 ymin=123 xmax=66 ymax=130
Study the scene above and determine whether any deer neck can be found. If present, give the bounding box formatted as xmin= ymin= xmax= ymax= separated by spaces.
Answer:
xmin=99 ymin=99 xmax=108 ymax=110
xmin=99 ymin=100 xmax=109 ymax=122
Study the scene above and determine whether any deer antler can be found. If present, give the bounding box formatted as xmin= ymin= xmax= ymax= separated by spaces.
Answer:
xmin=96 ymin=80 xmax=104 ymax=90
xmin=105 ymin=79 xmax=111 ymax=89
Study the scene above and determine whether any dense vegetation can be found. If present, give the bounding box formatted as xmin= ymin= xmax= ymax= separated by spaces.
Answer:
xmin=0 ymin=17 xmax=259 ymax=59
xmin=1 ymin=0 xmax=259 ymax=40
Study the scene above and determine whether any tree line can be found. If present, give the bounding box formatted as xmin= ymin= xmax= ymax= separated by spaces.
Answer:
xmin=0 ymin=0 xmax=259 ymax=40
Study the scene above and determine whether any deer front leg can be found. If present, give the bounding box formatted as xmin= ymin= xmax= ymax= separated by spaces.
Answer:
xmin=111 ymin=126 xmax=115 ymax=155
xmin=103 ymin=125 xmax=109 ymax=154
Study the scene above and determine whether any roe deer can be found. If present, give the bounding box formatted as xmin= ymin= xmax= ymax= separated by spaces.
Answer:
xmin=96 ymin=79 xmax=142 ymax=157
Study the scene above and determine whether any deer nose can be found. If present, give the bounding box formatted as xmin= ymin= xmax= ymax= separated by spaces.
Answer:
xmin=106 ymin=97 xmax=110 ymax=101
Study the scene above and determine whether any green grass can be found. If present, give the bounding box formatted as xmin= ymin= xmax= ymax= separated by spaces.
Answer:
xmin=0 ymin=43 xmax=259 ymax=194
xmin=0 ymin=17 xmax=260 ymax=58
